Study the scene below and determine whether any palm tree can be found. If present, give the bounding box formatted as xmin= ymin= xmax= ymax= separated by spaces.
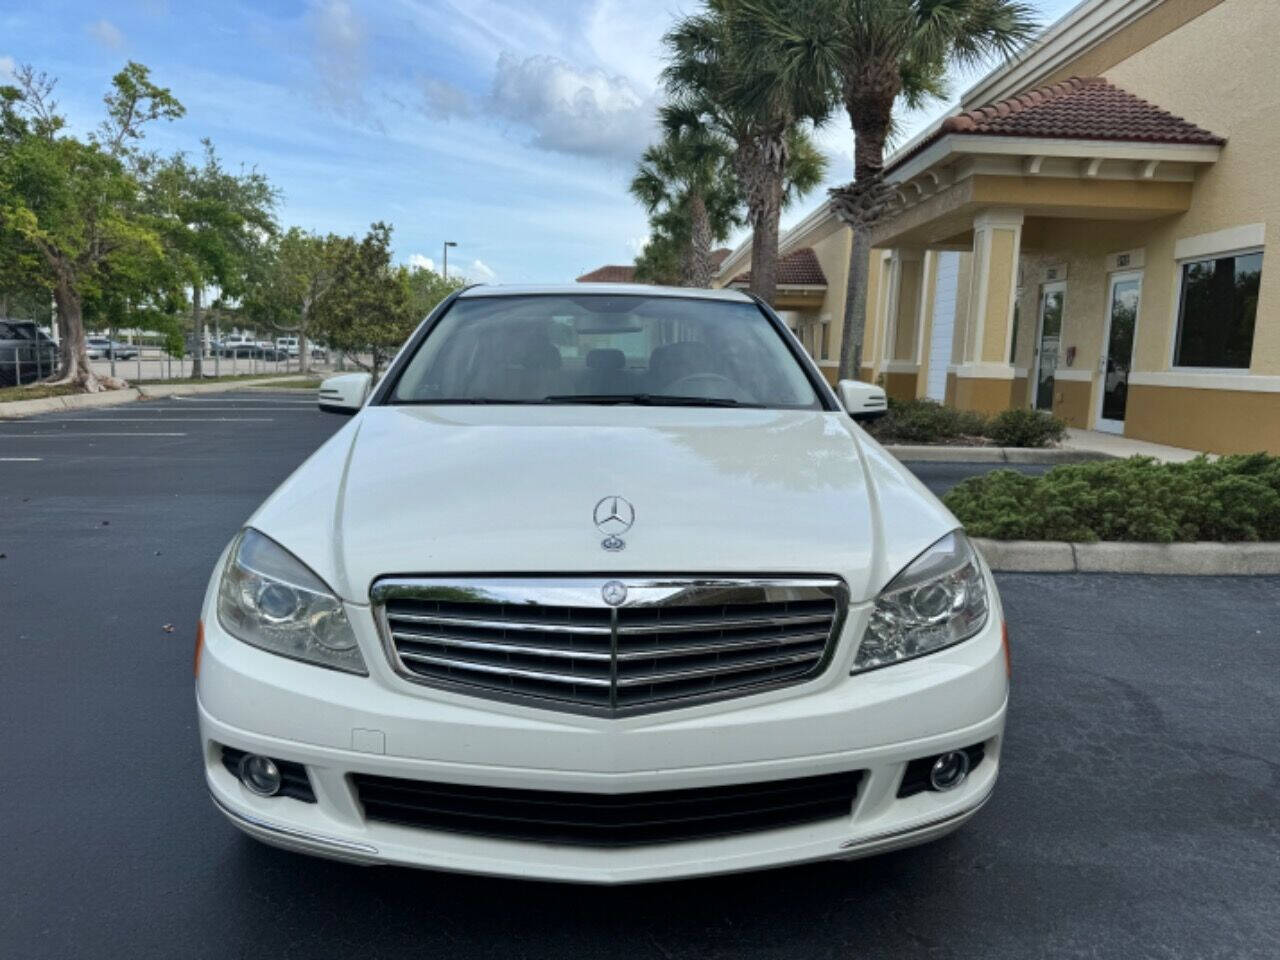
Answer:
xmin=663 ymin=1 xmax=830 ymax=305
xmin=740 ymin=0 xmax=1037 ymax=378
xmin=629 ymin=127 xmax=741 ymax=287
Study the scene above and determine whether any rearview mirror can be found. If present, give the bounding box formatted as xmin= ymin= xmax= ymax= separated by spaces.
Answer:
xmin=318 ymin=373 xmax=372 ymax=416
xmin=836 ymin=379 xmax=888 ymax=422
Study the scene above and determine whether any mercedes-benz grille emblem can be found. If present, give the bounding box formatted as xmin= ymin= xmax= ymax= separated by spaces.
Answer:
xmin=601 ymin=580 xmax=628 ymax=606
xmin=593 ymin=495 xmax=634 ymax=552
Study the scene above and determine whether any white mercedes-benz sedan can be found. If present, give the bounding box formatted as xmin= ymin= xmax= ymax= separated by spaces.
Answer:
xmin=196 ymin=284 xmax=1008 ymax=883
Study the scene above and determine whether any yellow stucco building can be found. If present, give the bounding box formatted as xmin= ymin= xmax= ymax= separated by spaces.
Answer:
xmin=715 ymin=0 xmax=1280 ymax=454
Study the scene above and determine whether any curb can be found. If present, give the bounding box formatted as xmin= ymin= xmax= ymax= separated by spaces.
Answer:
xmin=887 ymin=445 xmax=1113 ymax=464
xmin=973 ymin=538 xmax=1280 ymax=575
xmin=0 ymin=377 xmax=312 ymax=418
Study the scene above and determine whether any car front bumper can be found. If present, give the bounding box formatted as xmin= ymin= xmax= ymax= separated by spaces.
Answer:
xmin=197 ymin=575 xmax=1008 ymax=884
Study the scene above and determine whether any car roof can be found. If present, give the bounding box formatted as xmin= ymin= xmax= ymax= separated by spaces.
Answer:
xmin=457 ymin=283 xmax=754 ymax=302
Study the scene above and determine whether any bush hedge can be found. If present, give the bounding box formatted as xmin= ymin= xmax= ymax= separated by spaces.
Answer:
xmin=866 ymin=398 xmax=1065 ymax=448
xmin=943 ymin=454 xmax=1280 ymax=542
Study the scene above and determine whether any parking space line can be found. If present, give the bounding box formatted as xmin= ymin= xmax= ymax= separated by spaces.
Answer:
xmin=171 ymin=396 xmax=315 ymax=404
xmin=115 ymin=407 xmax=311 ymax=412
xmin=0 ymin=457 xmax=42 ymax=461
xmin=0 ymin=432 xmax=188 ymax=437
xmin=36 ymin=417 xmax=274 ymax=422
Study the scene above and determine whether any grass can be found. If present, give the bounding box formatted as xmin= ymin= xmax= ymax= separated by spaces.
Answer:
xmin=0 ymin=382 xmax=85 ymax=403
xmin=140 ymin=372 xmax=316 ymax=385
xmin=249 ymin=378 xmax=323 ymax=390
xmin=0 ymin=371 xmax=316 ymax=404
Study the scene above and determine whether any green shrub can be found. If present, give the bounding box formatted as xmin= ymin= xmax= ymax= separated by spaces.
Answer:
xmin=866 ymin=398 xmax=1065 ymax=448
xmin=985 ymin=408 xmax=1067 ymax=448
xmin=953 ymin=408 xmax=990 ymax=437
xmin=866 ymin=398 xmax=989 ymax=444
xmin=943 ymin=454 xmax=1280 ymax=542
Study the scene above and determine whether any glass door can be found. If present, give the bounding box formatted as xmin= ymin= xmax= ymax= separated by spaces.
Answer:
xmin=1096 ymin=272 xmax=1142 ymax=434
xmin=1034 ymin=283 xmax=1066 ymax=411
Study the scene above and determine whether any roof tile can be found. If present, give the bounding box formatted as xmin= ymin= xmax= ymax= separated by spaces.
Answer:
xmin=575 ymin=265 xmax=637 ymax=283
xmin=890 ymin=76 xmax=1224 ymax=172
xmin=731 ymin=247 xmax=826 ymax=287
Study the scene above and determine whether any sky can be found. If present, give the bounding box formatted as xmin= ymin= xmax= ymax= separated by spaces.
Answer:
xmin=1 ymin=0 xmax=1080 ymax=284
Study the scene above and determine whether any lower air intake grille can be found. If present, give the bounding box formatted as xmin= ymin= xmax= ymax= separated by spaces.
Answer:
xmin=352 ymin=769 xmax=864 ymax=846
xmin=372 ymin=577 xmax=847 ymax=716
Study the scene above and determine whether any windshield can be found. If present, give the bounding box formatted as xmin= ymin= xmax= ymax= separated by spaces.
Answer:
xmin=389 ymin=294 xmax=821 ymax=409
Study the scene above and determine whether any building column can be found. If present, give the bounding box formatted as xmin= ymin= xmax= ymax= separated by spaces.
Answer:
xmin=881 ymin=248 xmax=925 ymax=402
xmin=954 ymin=208 xmax=1023 ymax=414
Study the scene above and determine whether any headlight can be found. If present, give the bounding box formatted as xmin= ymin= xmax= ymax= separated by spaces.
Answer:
xmin=854 ymin=530 xmax=989 ymax=674
xmin=217 ymin=528 xmax=366 ymax=674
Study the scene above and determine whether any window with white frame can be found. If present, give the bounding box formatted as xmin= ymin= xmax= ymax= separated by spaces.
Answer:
xmin=1173 ymin=249 xmax=1263 ymax=368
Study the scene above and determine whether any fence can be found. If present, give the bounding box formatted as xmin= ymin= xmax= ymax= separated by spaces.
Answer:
xmin=3 ymin=347 xmax=333 ymax=386
xmin=0 ymin=346 xmax=58 ymax=387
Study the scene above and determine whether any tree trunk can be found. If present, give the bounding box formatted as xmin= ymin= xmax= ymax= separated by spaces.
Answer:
xmin=191 ymin=285 xmax=204 ymax=379
xmin=831 ymin=86 xmax=896 ymax=382
xmin=838 ymin=223 xmax=873 ymax=380
xmin=828 ymin=62 xmax=902 ymax=381
xmin=687 ymin=191 xmax=714 ymax=288
xmin=749 ymin=176 xmax=784 ymax=307
xmin=298 ymin=299 xmax=312 ymax=375
xmin=43 ymin=268 xmax=124 ymax=392
xmin=736 ymin=133 xmax=789 ymax=306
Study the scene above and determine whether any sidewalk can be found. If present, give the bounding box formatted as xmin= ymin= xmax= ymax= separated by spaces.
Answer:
xmin=1058 ymin=428 xmax=1207 ymax=464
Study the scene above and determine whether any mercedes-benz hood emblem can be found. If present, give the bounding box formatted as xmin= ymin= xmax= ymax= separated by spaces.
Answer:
xmin=594 ymin=496 xmax=634 ymax=551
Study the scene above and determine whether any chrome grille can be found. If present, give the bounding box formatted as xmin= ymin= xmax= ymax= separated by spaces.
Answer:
xmin=372 ymin=578 xmax=847 ymax=715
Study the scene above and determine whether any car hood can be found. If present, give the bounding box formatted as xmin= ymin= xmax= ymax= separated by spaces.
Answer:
xmin=249 ymin=405 xmax=957 ymax=604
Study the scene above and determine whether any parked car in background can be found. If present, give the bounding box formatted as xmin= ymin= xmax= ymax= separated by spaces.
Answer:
xmin=219 ymin=334 xmax=260 ymax=358
xmin=86 ymin=336 xmax=139 ymax=360
xmin=0 ymin=320 xmax=59 ymax=386
xmin=275 ymin=335 xmax=326 ymax=362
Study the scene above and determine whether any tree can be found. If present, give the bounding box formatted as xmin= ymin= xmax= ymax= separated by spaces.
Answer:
xmin=741 ymin=0 xmax=1036 ymax=378
xmin=663 ymin=0 xmax=830 ymax=305
xmin=0 ymin=62 xmax=184 ymax=390
xmin=310 ymin=222 xmax=415 ymax=377
xmin=404 ymin=263 xmax=463 ymax=320
xmin=629 ymin=127 xmax=741 ymax=288
xmin=633 ymin=215 xmax=691 ymax=286
xmin=243 ymin=228 xmax=339 ymax=374
xmin=149 ymin=141 xmax=277 ymax=378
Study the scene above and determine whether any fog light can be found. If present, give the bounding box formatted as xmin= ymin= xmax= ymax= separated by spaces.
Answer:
xmin=929 ymin=751 xmax=970 ymax=791
xmin=239 ymin=754 xmax=282 ymax=797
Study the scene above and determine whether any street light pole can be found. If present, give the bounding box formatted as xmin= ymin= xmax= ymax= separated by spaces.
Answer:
xmin=442 ymin=241 xmax=458 ymax=280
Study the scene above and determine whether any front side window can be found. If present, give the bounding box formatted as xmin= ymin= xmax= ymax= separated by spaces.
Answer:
xmin=1173 ymin=251 xmax=1262 ymax=368
xmin=388 ymin=295 xmax=821 ymax=409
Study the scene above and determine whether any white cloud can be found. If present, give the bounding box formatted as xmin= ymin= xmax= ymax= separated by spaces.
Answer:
xmin=87 ymin=19 xmax=125 ymax=51
xmin=407 ymin=253 xmax=436 ymax=271
xmin=488 ymin=52 xmax=657 ymax=162
xmin=422 ymin=78 xmax=473 ymax=121
xmin=0 ymin=56 xmax=14 ymax=80
xmin=583 ymin=0 xmax=668 ymax=90
xmin=466 ymin=258 xmax=497 ymax=282
xmin=307 ymin=0 xmax=374 ymax=124
xmin=626 ymin=235 xmax=648 ymax=256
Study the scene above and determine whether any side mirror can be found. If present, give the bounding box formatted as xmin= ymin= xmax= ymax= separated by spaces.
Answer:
xmin=837 ymin=379 xmax=888 ymax=422
xmin=318 ymin=373 xmax=372 ymax=416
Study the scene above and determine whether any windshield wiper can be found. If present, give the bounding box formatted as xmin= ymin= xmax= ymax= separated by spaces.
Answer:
xmin=542 ymin=393 xmax=762 ymax=408
xmin=390 ymin=398 xmax=548 ymax=405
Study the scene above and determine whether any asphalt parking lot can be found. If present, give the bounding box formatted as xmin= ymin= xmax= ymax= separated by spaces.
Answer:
xmin=1 ymin=393 xmax=1277 ymax=960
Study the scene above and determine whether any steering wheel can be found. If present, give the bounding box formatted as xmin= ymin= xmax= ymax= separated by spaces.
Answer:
xmin=662 ymin=373 xmax=748 ymax=402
